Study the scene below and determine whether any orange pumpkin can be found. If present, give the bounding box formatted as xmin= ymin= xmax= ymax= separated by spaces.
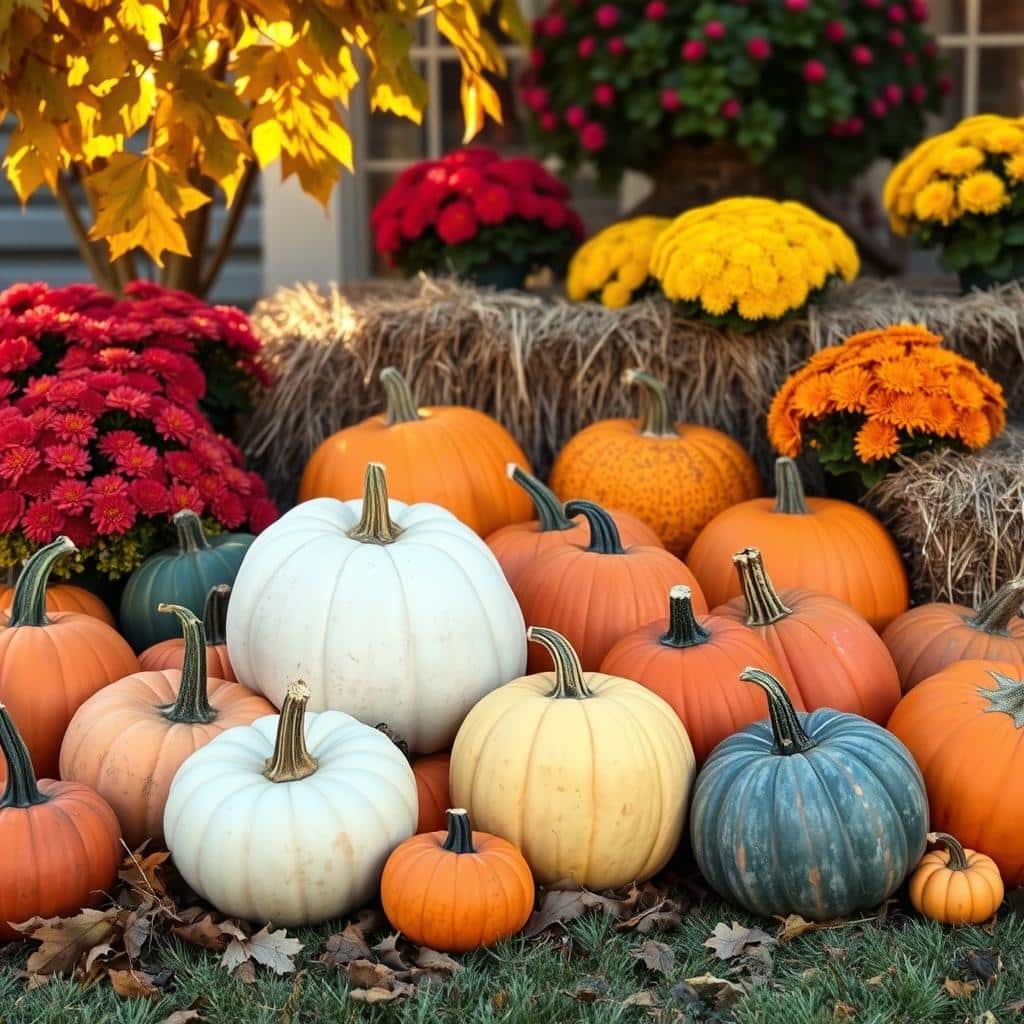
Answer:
xmin=882 ymin=578 xmax=1024 ymax=693
xmin=908 ymin=832 xmax=1004 ymax=925
xmin=714 ymin=547 xmax=901 ymax=723
xmin=299 ymin=366 xmax=533 ymax=536
xmin=381 ymin=808 xmax=534 ymax=952
xmin=600 ymin=584 xmax=800 ymax=764
xmin=888 ymin=659 xmax=1024 ymax=886
xmin=486 ymin=464 xmax=662 ymax=590
xmin=515 ymin=500 xmax=707 ymax=672
xmin=548 ymin=369 xmax=761 ymax=554
xmin=687 ymin=457 xmax=909 ymax=629
xmin=412 ymin=752 xmax=451 ymax=834
xmin=0 ymin=702 xmax=121 ymax=940
xmin=139 ymin=584 xmax=236 ymax=680
xmin=0 ymin=579 xmax=114 ymax=627
xmin=0 ymin=537 xmax=139 ymax=780
xmin=59 ymin=602 xmax=275 ymax=848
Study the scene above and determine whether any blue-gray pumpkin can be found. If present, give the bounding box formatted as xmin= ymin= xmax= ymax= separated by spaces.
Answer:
xmin=119 ymin=511 xmax=253 ymax=652
xmin=690 ymin=667 xmax=928 ymax=921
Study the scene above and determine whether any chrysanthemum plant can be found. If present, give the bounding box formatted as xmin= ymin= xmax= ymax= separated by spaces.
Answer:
xmin=566 ymin=217 xmax=669 ymax=307
xmin=768 ymin=324 xmax=1006 ymax=488
xmin=371 ymin=148 xmax=583 ymax=286
xmin=884 ymin=115 xmax=1024 ymax=290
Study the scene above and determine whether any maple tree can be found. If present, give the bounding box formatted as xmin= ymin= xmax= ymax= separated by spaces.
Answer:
xmin=0 ymin=0 xmax=525 ymax=295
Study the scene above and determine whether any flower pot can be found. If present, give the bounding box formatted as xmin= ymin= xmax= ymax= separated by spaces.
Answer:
xmin=466 ymin=263 xmax=530 ymax=291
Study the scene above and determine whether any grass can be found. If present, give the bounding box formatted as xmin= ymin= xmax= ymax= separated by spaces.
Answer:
xmin=1 ymin=891 xmax=1022 ymax=1024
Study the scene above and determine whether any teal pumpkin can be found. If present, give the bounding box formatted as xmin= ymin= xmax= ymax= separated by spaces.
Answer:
xmin=119 ymin=511 xmax=253 ymax=652
xmin=691 ymin=667 xmax=928 ymax=921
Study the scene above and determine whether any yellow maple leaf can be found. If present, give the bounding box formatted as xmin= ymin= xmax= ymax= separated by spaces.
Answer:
xmin=4 ymin=114 xmax=64 ymax=200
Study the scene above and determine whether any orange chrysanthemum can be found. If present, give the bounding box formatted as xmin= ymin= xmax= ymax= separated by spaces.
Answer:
xmin=947 ymin=375 xmax=985 ymax=410
xmin=875 ymin=357 xmax=923 ymax=394
xmin=829 ymin=366 xmax=873 ymax=412
xmin=958 ymin=409 xmax=992 ymax=448
xmin=925 ymin=395 xmax=957 ymax=436
xmin=792 ymin=375 xmax=835 ymax=418
xmin=855 ymin=420 xmax=901 ymax=462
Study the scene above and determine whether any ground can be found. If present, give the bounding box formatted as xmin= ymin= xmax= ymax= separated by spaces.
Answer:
xmin=2 ymin=888 xmax=1022 ymax=1024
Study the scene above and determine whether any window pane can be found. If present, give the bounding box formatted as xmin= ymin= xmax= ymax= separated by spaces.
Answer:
xmin=936 ymin=46 xmax=967 ymax=124
xmin=981 ymin=0 xmax=1024 ymax=31
xmin=927 ymin=0 xmax=967 ymax=32
xmin=368 ymin=61 xmax=428 ymax=160
xmin=978 ymin=47 xmax=1024 ymax=113
xmin=440 ymin=59 xmax=528 ymax=153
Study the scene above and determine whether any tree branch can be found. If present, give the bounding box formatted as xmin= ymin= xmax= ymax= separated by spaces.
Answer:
xmin=54 ymin=173 xmax=119 ymax=293
xmin=197 ymin=160 xmax=257 ymax=299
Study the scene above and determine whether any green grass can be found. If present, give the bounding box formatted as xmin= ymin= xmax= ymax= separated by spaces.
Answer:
xmin=2 ymin=894 xmax=1023 ymax=1024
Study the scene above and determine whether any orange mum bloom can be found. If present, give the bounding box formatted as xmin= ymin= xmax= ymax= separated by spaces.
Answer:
xmin=885 ymin=393 xmax=933 ymax=431
xmin=947 ymin=375 xmax=985 ymax=410
xmin=792 ymin=375 xmax=835 ymax=418
xmin=925 ymin=396 xmax=957 ymax=436
xmin=855 ymin=420 xmax=901 ymax=462
xmin=829 ymin=367 xmax=873 ymax=412
xmin=958 ymin=409 xmax=992 ymax=448
xmin=876 ymin=357 xmax=924 ymax=394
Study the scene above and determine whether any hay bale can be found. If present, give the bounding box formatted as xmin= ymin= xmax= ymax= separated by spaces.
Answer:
xmin=868 ymin=427 xmax=1024 ymax=607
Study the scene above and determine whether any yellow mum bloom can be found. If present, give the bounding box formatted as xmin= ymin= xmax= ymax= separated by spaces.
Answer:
xmin=1006 ymin=154 xmax=1024 ymax=182
xmin=600 ymin=281 xmax=632 ymax=309
xmin=566 ymin=216 xmax=669 ymax=308
xmin=958 ymin=171 xmax=1010 ymax=215
xmin=700 ymin=280 xmax=734 ymax=316
xmin=984 ymin=126 xmax=1024 ymax=154
xmin=912 ymin=180 xmax=957 ymax=224
xmin=939 ymin=145 xmax=985 ymax=176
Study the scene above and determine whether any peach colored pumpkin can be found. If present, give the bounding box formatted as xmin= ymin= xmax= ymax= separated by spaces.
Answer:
xmin=139 ymin=584 xmax=236 ymax=680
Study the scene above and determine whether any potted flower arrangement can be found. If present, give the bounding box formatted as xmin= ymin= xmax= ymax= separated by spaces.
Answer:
xmin=566 ymin=216 xmax=670 ymax=307
xmin=371 ymin=147 xmax=584 ymax=289
xmin=768 ymin=324 xmax=1006 ymax=492
xmin=522 ymin=0 xmax=948 ymax=198
xmin=884 ymin=114 xmax=1024 ymax=291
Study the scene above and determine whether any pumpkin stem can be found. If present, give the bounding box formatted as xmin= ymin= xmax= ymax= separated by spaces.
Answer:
xmin=928 ymin=831 xmax=970 ymax=871
xmin=348 ymin=463 xmax=404 ymax=545
xmin=660 ymin=585 xmax=711 ymax=648
xmin=733 ymin=548 xmax=792 ymax=626
xmin=158 ymin=604 xmax=217 ymax=724
xmin=981 ymin=670 xmax=1024 ymax=727
xmin=527 ymin=626 xmax=594 ymax=699
xmin=441 ymin=808 xmax=476 ymax=854
xmin=740 ymin=667 xmax=816 ymax=755
xmin=174 ymin=509 xmax=211 ymax=554
xmin=203 ymin=585 xmax=231 ymax=648
xmin=8 ymin=536 xmax=75 ymax=628
xmin=772 ymin=458 xmax=811 ymax=515
xmin=375 ymin=722 xmax=410 ymax=761
xmin=380 ymin=366 xmax=422 ymax=425
xmin=0 ymin=703 xmax=47 ymax=807
xmin=508 ymin=464 xmax=573 ymax=532
xmin=264 ymin=680 xmax=319 ymax=783
xmin=564 ymin=500 xmax=625 ymax=555
xmin=966 ymin=578 xmax=1024 ymax=636
xmin=624 ymin=369 xmax=678 ymax=439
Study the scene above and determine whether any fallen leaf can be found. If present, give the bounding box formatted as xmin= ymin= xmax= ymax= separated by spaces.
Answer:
xmin=632 ymin=939 xmax=675 ymax=975
xmin=615 ymin=898 xmax=684 ymax=934
xmin=123 ymin=904 xmax=159 ymax=959
xmin=119 ymin=849 xmax=171 ymax=898
xmin=281 ymin=969 xmax=306 ymax=1024
xmin=521 ymin=886 xmax=641 ymax=937
xmin=109 ymin=967 xmax=164 ymax=999
xmin=372 ymin=932 xmax=409 ymax=971
xmin=943 ymin=977 xmax=981 ymax=998
xmin=159 ymin=1002 xmax=204 ymax=1024
xmin=220 ymin=924 xmax=301 ymax=976
xmin=1003 ymin=999 xmax=1024 ymax=1013
xmin=573 ymin=977 xmax=608 ymax=1003
xmin=413 ymin=948 xmax=460 ymax=974
xmin=621 ymin=990 xmax=659 ymax=1007
xmin=965 ymin=949 xmax=1002 ymax=984
xmin=347 ymin=960 xmax=390 ymax=990
xmin=974 ymin=1012 xmax=999 ymax=1024
xmin=172 ymin=914 xmax=229 ymax=952
xmin=825 ymin=946 xmax=848 ymax=961
xmin=232 ymin=961 xmax=257 ymax=984
xmin=349 ymin=979 xmax=416 ymax=1003
xmin=704 ymin=921 xmax=778 ymax=961
xmin=777 ymin=914 xmax=819 ymax=943
xmin=17 ymin=910 xmax=121 ymax=977
xmin=321 ymin=923 xmax=373 ymax=968
xmin=833 ymin=1001 xmax=857 ymax=1020
xmin=684 ymin=974 xmax=747 ymax=1009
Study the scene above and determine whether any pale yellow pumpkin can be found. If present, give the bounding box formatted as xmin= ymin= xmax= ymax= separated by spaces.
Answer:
xmin=450 ymin=626 xmax=694 ymax=890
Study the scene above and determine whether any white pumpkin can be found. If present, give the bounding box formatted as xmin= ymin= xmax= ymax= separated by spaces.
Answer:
xmin=226 ymin=462 xmax=526 ymax=753
xmin=164 ymin=681 xmax=417 ymax=927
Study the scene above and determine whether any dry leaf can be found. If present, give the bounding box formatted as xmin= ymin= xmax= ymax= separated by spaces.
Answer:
xmin=220 ymin=924 xmax=301 ymax=976
xmin=573 ymin=977 xmax=608 ymax=1003
xmin=349 ymin=979 xmax=416 ymax=1003
xmin=17 ymin=909 xmax=121 ymax=977
xmin=119 ymin=849 xmax=171 ymax=898
xmin=965 ymin=949 xmax=1002 ymax=983
xmin=413 ymin=948 xmax=460 ymax=974
xmin=833 ymin=1001 xmax=857 ymax=1020
xmin=943 ymin=977 xmax=981 ymax=998
xmin=321 ymin=923 xmax=373 ymax=968
xmin=109 ymin=968 xmax=164 ymax=999
xmin=172 ymin=914 xmax=229 ymax=952
xmin=685 ymin=974 xmax=747 ymax=1008
xmin=492 ymin=991 xmax=507 ymax=1009
xmin=615 ymin=898 xmax=683 ymax=934
xmin=777 ymin=914 xmax=819 ymax=943
xmin=522 ymin=886 xmax=641 ymax=937
xmin=372 ymin=932 xmax=409 ymax=970
xmin=232 ymin=961 xmax=257 ymax=984
xmin=347 ymin=960 xmax=391 ymax=989
xmin=825 ymin=946 xmax=848 ymax=961
xmin=160 ymin=1002 xmax=204 ymax=1024
xmin=974 ymin=1012 xmax=999 ymax=1024
xmin=632 ymin=939 xmax=675 ymax=976
xmin=621 ymin=991 xmax=659 ymax=1008
xmin=704 ymin=921 xmax=778 ymax=961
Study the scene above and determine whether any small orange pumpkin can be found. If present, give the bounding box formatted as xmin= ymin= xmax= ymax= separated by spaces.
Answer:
xmin=687 ymin=457 xmax=909 ymax=629
xmin=0 ymin=702 xmax=121 ymax=940
xmin=59 ymin=602 xmax=275 ymax=848
xmin=412 ymin=751 xmax=451 ymax=834
xmin=714 ymin=547 xmax=901 ymax=723
xmin=882 ymin=578 xmax=1024 ymax=693
xmin=515 ymin=500 xmax=707 ymax=671
xmin=549 ymin=369 xmax=761 ymax=554
xmin=908 ymin=832 xmax=1004 ymax=925
xmin=299 ymin=366 xmax=533 ymax=536
xmin=139 ymin=584 xmax=236 ymax=680
xmin=487 ymin=465 xmax=662 ymax=591
xmin=0 ymin=578 xmax=114 ymax=627
xmin=381 ymin=807 xmax=534 ymax=952
xmin=600 ymin=584 xmax=801 ymax=764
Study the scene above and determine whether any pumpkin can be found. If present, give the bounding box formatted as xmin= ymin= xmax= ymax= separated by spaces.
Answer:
xmin=450 ymin=626 xmax=694 ymax=889
xmin=515 ymin=500 xmax=707 ymax=672
xmin=164 ymin=680 xmax=417 ymax=926
xmin=381 ymin=808 xmax=534 ymax=952
xmin=687 ymin=457 xmax=909 ymax=629
xmin=412 ymin=752 xmax=451 ymax=834
xmin=0 ymin=702 xmax=121 ymax=940
xmin=0 ymin=578 xmax=114 ymax=627
xmin=227 ymin=463 xmax=526 ymax=753
xmin=487 ymin=464 xmax=663 ymax=590
xmin=139 ymin=584 xmax=236 ymax=680
xmin=600 ymin=584 xmax=800 ymax=765
xmin=908 ymin=832 xmax=1004 ymax=925
xmin=887 ymin=659 xmax=1024 ymax=886
xmin=120 ymin=510 xmax=253 ymax=652
xmin=691 ymin=667 xmax=928 ymax=921
xmin=882 ymin=578 xmax=1024 ymax=693
xmin=299 ymin=366 xmax=533 ymax=536
xmin=0 ymin=536 xmax=139 ymax=780
xmin=548 ymin=369 xmax=761 ymax=554
xmin=60 ymin=603 xmax=275 ymax=848
xmin=714 ymin=547 xmax=901 ymax=723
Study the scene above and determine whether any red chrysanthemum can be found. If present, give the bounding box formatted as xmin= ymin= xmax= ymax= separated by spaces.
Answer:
xmin=0 ymin=445 xmax=40 ymax=483
xmin=191 ymin=437 xmax=231 ymax=469
xmin=154 ymin=405 xmax=195 ymax=444
xmin=55 ymin=412 xmax=97 ymax=444
xmin=106 ymin=386 xmax=151 ymax=417
xmin=114 ymin=442 xmax=158 ymax=478
xmin=90 ymin=493 xmax=136 ymax=536
xmin=248 ymin=497 xmax=279 ymax=533
xmin=90 ymin=473 xmax=128 ymax=498
xmin=98 ymin=431 xmax=143 ymax=459
xmin=472 ymin=184 xmax=514 ymax=225
xmin=212 ymin=490 xmax=246 ymax=528
xmin=51 ymin=479 xmax=90 ymax=514
xmin=20 ymin=467 xmax=58 ymax=498
xmin=61 ymin=514 xmax=97 ymax=548
xmin=129 ymin=478 xmax=170 ymax=517
xmin=168 ymin=482 xmax=203 ymax=515
xmin=98 ymin=347 xmax=138 ymax=370
xmin=0 ymin=415 xmax=36 ymax=447
xmin=197 ymin=473 xmax=226 ymax=501
xmin=49 ymin=378 xmax=88 ymax=408
xmin=166 ymin=450 xmax=201 ymax=481
xmin=0 ymin=337 xmax=40 ymax=373
xmin=436 ymin=201 xmax=479 ymax=246
xmin=0 ymin=490 xmax=24 ymax=532
xmin=123 ymin=371 xmax=162 ymax=394
xmin=45 ymin=444 xmax=91 ymax=477
xmin=22 ymin=500 xmax=65 ymax=543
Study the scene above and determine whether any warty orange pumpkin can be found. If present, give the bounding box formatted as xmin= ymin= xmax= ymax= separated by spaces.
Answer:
xmin=299 ymin=366 xmax=533 ymax=536
xmin=548 ymin=369 xmax=761 ymax=554
xmin=139 ymin=584 xmax=236 ymax=680
xmin=687 ymin=457 xmax=909 ymax=629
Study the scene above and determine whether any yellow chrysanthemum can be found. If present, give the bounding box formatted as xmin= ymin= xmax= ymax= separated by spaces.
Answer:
xmin=938 ymin=146 xmax=985 ymax=176
xmin=984 ymin=126 xmax=1024 ymax=154
xmin=958 ymin=171 xmax=1010 ymax=215
xmin=566 ymin=216 xmax=669 ymax=308
xmin=1006 ymin=154 xmax=1024 ymax=182
xmin=600 ymin=281 xmax=632 ymax=309
xmin=912 ymin=180 xmax=957 ymax=224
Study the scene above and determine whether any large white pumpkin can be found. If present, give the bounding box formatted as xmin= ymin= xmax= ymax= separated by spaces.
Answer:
xmin=164 ymin=681 xmax=417 ymax=926
xmin=226 ymin=463 xmax=527 ymax=753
